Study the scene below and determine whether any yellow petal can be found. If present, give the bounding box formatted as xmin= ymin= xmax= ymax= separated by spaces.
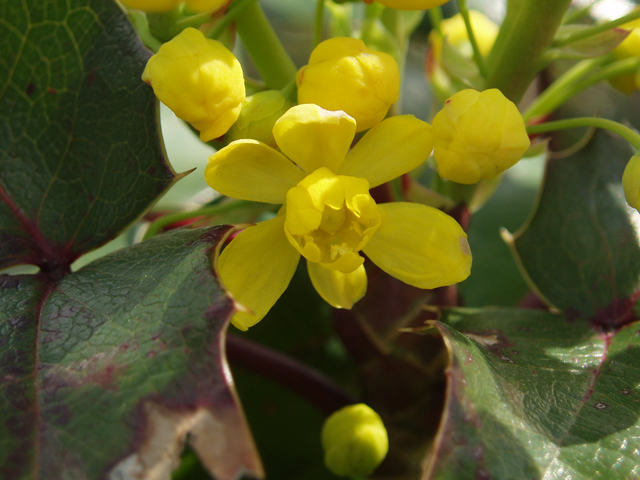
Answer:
xmin=307 ymin=262 xmax=367 ymax=309
xmin=205 ymin=139 xmax=305 ymax=204
xmin=217 ymin=216 xmax=300 ymax=330
xmin=273 ymin=104 xmax=356 ymax=173
xmin=339 ymin=115 xmax=434 ymax=187
xmin=363 ymin=203 xmax=471 ymax=289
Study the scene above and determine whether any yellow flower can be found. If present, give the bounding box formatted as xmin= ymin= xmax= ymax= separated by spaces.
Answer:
xmin=322 ymin=404 xmax=388 ymax=477
xmin=119 ymin=0 xmax=180 ymax=12
xmin=205 ymin=104 xmax=472 ymax=331
xmin=226 ymin=90 xmax=293 ymax=148
xmin=142 ymin=27 xmax=245 ymax=142
xmin=623 ymin=154 xmax=640 ymax=210
xmin=373 ymin=0 xmax=450 ymax=10
xmin=297 ymin=37 xmax=400 ymax=132
xmin=432 ymin=89 xmax=530 ymax=184
xmin=609 ymin=10 xmax=640 ymax=94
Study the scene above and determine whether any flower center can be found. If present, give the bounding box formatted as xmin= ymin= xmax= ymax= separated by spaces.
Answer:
xmin=284 ymin=167 xmax=381 ymax=273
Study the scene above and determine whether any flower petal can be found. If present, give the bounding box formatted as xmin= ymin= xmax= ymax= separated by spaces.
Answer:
xmin=217 ymin=216 xmax=300 ymax=330
xmin=205 ymin=139 xmax=305 ymax=204
xmin=363 ymin=202 xmax=471 ymax=288
xmin=273 ymin=104 xmax=356 ymax=173
xmin=339 ymin=115 xmax=433 ymax=187
xmin=307 ymin=262 xmax=367 ymax=309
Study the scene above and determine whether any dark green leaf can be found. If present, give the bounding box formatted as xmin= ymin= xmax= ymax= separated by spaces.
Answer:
xmin=0 ymin=0 xmax=178 ymax=270
xmin=0 ymin=226 xmax=263 ymax=480
xmin=505 ymin=130 xmax=640 ymax=325
xmin=423 ymin=307 xmax=640 ymax=479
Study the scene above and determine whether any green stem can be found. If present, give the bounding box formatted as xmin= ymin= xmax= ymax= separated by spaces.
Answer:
xmin=209 ymin=0 xmax=258 ymax=39
xmin=562 ymin=0 xmax=603 ymax=25
xmin=235 ymin=2 xmax=298 ymax=89
xmin=523 ymin=55 xmax=611 ymax=120
xmin=526 ymin=117 xmax=640 ymax=149
xmin=173 ymin=10 xmax=215 ymax=32
xmin=428 ymin=7 xmax=443 ymax=35
xmin=525 ymin=57 xmax=640 ymax=120
xmin=553 ymin=7 xmax=640 ymax=47
xmin=457 ymin=0 xmax=488 ymax=80
xmin=128 ymin=11 xmax=163 ymax=52
xmin=486 ymin=0 xmax=572 ymax=103
xmin=314 ymin=0 xmax=325 ymax=47
xmin=143 ymin=199 xmax=254 ymax=241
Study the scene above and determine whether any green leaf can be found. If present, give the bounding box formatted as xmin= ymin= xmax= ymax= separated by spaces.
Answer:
xmin=0 ymin=226 xmax=264 ymax=480
xmin=423 ymin=307 xmax=640 ymax=479
xmin=505 ymin=130 xmax=640 ymax=325
xmin=552 ymin=24 xmax=629 ymax=58
xmin=0 ymin=0 xmax=178 ymax=270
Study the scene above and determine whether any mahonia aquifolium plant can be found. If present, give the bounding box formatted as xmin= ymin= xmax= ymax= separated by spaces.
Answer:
xmin=205 ymin=104 xmax=472 ymax=331
xmin=432 ymin=89 xmax=531 ymax=184
xmin=321 ymin=404 xmax=389 ymax=477
xmin=142 ymin=27 xmax=245 ymax=141
xmin=297 ymin=37 xmax=401 ymax=132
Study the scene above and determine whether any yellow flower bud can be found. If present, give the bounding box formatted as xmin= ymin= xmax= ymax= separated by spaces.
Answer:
xmin=609 ymin=10 xmax=640 ymax=94
xmin=623 ymin=154 xmax=640 ymax=210
xmin=297 ymin=37 xmax=400 ymax=132
xmin=119 ymin=0 xmax=180 ymax=12
xmin=184 ymin=0 xmax=228 ymax=13
xmin=432 ymin=89 xmax=530 ymax=184
xmin=321 ymin=404 xmax=389 ymax=477
xmin=429 ymin=10 xmax=499 ymax=63
xmin=374 ymin=0 xmax=449 ymax=10
xmin=142 ymin=27 xmax=245 ymax=142
xmin=226 ymin=90 xmax=292 ymax=148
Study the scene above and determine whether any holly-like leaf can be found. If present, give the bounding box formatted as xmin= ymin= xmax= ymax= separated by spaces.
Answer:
xmin=0 ymin=226 xmax=263 ymax=480
xmin=423 ymin=307 xmax=640 ymax=479
xmin=0 ymin=0 xmax=178 ymax=270
xmin=504 ymin=130 xmax=640 ymax=326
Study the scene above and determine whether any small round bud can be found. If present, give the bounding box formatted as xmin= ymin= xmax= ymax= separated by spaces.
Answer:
xmin=142 ymin=27 xmax=245 ymax=142
xmin=321 ymin=404 xmax=388 ymax=477
xmin=623 ymin=154 xmax=640 ymax=210
xmin=119 ymin=0 xmax=180 ymax=12
xmin=374 ymin=0 xmax=449 ymax=10
xmin=429 ymin=10 xmax=498 ymax=62
xmin=226 ymin=90 xmax=293 ymax=147
xmin=297 ymin=37 xmax=400 ymax=132
xmin=432 ymin=89 xmax=530 ymax=184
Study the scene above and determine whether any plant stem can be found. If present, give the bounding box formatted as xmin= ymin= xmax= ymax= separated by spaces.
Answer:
xmin=525 ymin=57 xmax=640 ymax=120
xmin=142 ymin=199 xmax=253 ymax=240
xmin=226 ymin=334 xmax=355 ymax=414
xmin=208 ymin=0 xmax=258 ymax=39
xmin=128 ymin=11 xmax=163 ymax=52
xmin=562 ymin=0 xmax=604 ymax=25
xmin=457 ymin=0 xmax=488 ymax=80
xmin=523 ymin=56 xmax=610 ymax=120
xmin=235 ymin=2 xmax=298 ymax=89
xmin=553 ymin=7 xmax=640 ymax=47
xmin=314 ymin=0 xmax=325 ymax=47
xmin=526 ymin=117 xmax=640 ymax=149
xmin=486 ymin=0 xmax=572 ymax=103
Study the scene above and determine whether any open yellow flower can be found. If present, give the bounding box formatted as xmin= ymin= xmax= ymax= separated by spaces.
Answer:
xmin=205 ymin=104 xmax=472 ymax=331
